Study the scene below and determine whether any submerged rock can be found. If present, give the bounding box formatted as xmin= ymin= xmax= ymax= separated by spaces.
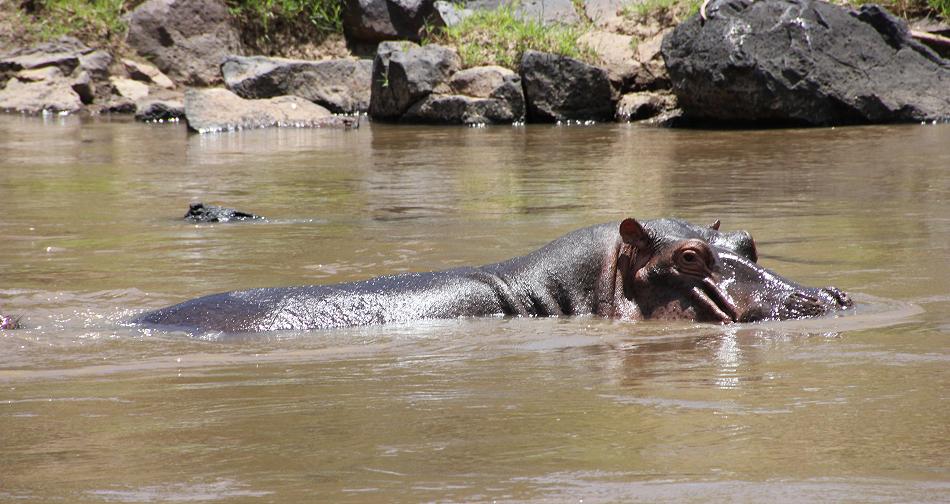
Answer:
xmin=125 ymin=0 xmax=244 ymax=86
xmin=662 ymin=0 xmax=950 ymax=125
xmin=136 ymin=99 xmax=185 ymax=121
xmin=184 ymin=202 xmax=263 ymax=223
xmin=183 ymin=88 xmax=356 ymax=133
xmin=520 ymin=50 xmax=616 ymax=122
xmin=221 ymin=56 xmax=372 ymax=113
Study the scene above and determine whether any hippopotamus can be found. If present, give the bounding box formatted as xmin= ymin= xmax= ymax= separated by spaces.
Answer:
xmin=1 ymin=314 xmax=21 ymax=330
xmin=135 ymin=217 xmax=852 ymax=333
xmin=184 ymin=203 xmax=264 ymax=223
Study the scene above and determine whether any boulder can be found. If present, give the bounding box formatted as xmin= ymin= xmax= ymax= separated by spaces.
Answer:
xmin=343 ymin=0 xmax=437 ymax=43
xmin=125 ymin=0 xmax=244 ymax=86
xmin=402 ymin=93 xmax=519 ymax=123
xmin=369 ymin=41 xmax=461 ymax=121
xmin=123 ymin=58 xmax=175 ymax=89
xmin=183 ymin=88 xmax=357 ymax=133
xmin=662 ymin=0 xmax=950 ymax=125
xmin=221 ymin=56 xmax=372 ymax=113
xmin=519 ymin=50 xmax=616 ymax=122
xmin=111 ymin=77 xmax=150 ymax=101
xmin=616 ymin=91 xmax=677 ymax=121
xmin=0 ymin=72 xmax=83 ymax=114
xmin=136 ymin=99 xmax=185 ymax=121
xmin=79 ymin=50 xmax=113 ymax=81
xmin=0 ymin=36 xmax=88 ymax=79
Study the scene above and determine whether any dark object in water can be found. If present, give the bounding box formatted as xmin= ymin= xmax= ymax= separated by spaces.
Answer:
xmin=183 ymin=202 xmax=263 ymax=223
xmin=1 ymin=314 xmax=21 ymax=330
xmin=136 ymin=217 xmax=853 ymax=333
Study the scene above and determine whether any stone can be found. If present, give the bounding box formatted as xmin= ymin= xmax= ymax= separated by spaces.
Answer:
xmin=616 ymin=91 xmax=677 ymax=121
xmin=0 ymin=36 xmax=88 ymax=77
xmin=123 ymin=58 xmax=175 ymax=89
xmin=101 ymin=97 xmax=137 ymax=114
xmin=136 ymin=99 xmax=185 ymax=121
xmin=369 ymin=41 xmax=461 ymax=121
xmin=72 ymin=71 xmax=95 ymax=104
xmin=110 ymin=77 xmax=150 ymax=101
xmin=183 ymin=88 xmax=357 ymax=133
xmin=125 ymin=0 xmax=244 ymax=86
xmin=402 ymin=93 xmax=521 ymax=124
xmin=79 ymin=50 xmax=113 ymax=81
xmin=15 ymin=66 xmax=64 ymax=82
xmin=0 ymin=77 xmax=83 ymax=114
xmin=221 ymin=56 xmax=372 ymax=113
xmin=519 ymin=50 xmax=616 ymax=122
xmin=661 ymin=0 xmax=950 ymax=125
xmin=342 ymin=0 xmax=437 ymax=43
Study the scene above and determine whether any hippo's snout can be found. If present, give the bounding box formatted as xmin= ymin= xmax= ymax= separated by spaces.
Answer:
xmin=775 ymin=286 xmax=853 ymax=321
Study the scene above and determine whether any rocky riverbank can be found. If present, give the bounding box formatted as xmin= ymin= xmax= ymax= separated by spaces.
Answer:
xmin=1 ymin=0 xmax=948 ymax=130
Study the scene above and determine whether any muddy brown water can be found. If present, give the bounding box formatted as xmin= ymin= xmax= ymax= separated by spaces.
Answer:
xmin=0 ymin=115 xmax=948 ymax=502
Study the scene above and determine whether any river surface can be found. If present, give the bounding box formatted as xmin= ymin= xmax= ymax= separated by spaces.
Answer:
xmin=0 ymin=115 xmax=948 ymax=502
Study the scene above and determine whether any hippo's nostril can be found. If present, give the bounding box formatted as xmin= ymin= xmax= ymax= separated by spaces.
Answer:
xmin=821 ymin=287 xmax=853 ymax=308
xmin=780 ymin=291 xmax=827 ymax=319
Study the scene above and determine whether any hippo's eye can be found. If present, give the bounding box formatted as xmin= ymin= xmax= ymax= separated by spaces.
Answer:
xmin=675 ymin=245 xmax=713 ymax=276
xmin=682 ymin=250 xmax=699 ymax=263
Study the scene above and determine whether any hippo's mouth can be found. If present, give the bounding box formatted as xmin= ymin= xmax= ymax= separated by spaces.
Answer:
xmin=688 ymin=277 xmax=740 ymax=324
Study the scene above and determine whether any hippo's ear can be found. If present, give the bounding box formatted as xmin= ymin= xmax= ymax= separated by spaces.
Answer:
xmin=619 ymin=218 xmax=651 ymax=252
xmin=709 ymin=219 xmax=721 ymax=231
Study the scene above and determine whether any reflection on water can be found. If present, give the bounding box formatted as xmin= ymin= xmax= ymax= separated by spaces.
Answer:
xmin=0 ymin=115 xmax=948 ymax=502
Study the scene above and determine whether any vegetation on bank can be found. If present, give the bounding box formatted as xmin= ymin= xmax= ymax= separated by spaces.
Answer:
xmin=1 ymin=0 xmax=347 ymax=52
xmin=428 ymin=5 xmax=597 ymax=68
xmin=0 ymin=0 xmax=946 ymax=59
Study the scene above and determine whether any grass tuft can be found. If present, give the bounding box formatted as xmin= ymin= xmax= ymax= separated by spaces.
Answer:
xmin=429 ymin=5 xmax=596 ymax=69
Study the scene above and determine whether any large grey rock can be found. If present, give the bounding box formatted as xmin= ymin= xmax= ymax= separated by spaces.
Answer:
xmin=183 ymin=88 xmax=356 ymax=133
xmin=343 ymin=0 xmax=437 ymax=43
xmin=520 ymin=50 xmax=616 ymax=122
xmin=222 ymin=56 xmax=372 ymax=113
xmin=0 ymin=36 xmax=88 ymax=76
xmin=0 ymin=74 xmax=83 ymax=114
xmin=402 ymin=93 xmax=520 ymax=123
xmin=79 ymin=49 xmax=113 ymax=81
xmin=369 ymin=41 xmax=461 ymax=121
xmin=662 ymin=0 xmax=950 ymax=125
xmin=125 ymin=0 xmax=244 ymax=86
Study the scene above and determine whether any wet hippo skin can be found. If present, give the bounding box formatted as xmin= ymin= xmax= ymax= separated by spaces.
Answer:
xmin=135 ymin=218 xmax=853 ymax=333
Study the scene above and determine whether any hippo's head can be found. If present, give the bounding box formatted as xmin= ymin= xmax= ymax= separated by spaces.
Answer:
xmin=619 ymin=218 xmax=852 ymax=323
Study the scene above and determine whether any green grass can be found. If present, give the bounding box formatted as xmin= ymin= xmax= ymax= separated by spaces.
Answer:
xmin=430 ymin=5 xmax=596 ymax=69
xmin=225 ymin=0 xmax=344 ymax=37
xmin=12 ymin=0 xmax=130 ymax=44
xmin=932 ymin=0 xmax=950 ymax=19
xmin=620 ymin=0 xmax=702 ymax=21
